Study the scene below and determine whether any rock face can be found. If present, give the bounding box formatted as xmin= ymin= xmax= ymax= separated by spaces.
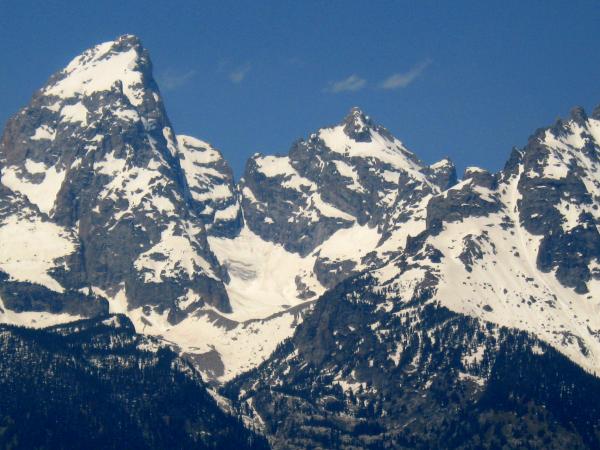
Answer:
xmin=427 ymin=157 xmax=458 ymax=191
xmin=0 ymin=35 xmax=230 ymax=322
xmin=177 ymin=135 xmax=242 ymax=238
xmin=512 ymin=110 xmax=600 ymax=293
xmin=0 ymin=315 xmax=268 ymax=449
xmin=426 ymin=167 xmax=501 ymax=234
xmin=0 ymin=182 xmax=108 ymax=318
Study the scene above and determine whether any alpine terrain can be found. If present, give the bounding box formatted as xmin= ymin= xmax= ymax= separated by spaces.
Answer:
xmin=2 ymin=35 xmax=600 ymax=448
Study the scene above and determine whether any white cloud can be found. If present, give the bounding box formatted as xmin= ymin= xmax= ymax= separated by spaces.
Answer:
xmin=157 ymin=69 xmax=196 ymax=91
xmin=380 ymin=59 xmax=432 ymax=90
xmin=229 ymin=64 xmax=252 ymax=84
xmin=325 ymin=74 xmax=367 ymax=93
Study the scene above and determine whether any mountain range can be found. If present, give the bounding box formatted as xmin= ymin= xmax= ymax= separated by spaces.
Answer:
xmin=2 ymin=35 xmax=600 ymax=448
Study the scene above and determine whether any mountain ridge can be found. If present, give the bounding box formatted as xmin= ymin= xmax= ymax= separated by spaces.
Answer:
xmin=1 ymin=34 xmax=600 ymax=388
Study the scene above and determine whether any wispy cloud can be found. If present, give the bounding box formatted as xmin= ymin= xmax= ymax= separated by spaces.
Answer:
xmin=380 ymin=59 xmax=432 ymax=90
xmin=325 ymin=74 xmax=367 ymax=93
xmin=228 ymin=63 xmax=252 ymax=84
xmin=157 ymin=68 xmax=196 ymax=91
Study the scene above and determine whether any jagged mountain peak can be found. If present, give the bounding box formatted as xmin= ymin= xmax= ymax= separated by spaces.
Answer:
xmin=114 ymin=33 xmax=143 ymax=46
xmin=502 ymin=103 xmax=600 ymax=185
xmin=345 ymin=105 xmax=369 ymax=119
xmin=342 ymin=106 xmax=373 ymax=140
xmin=570 ymin=105 xmax=588 ymax=124
xmin=506 ymin=103 xmax=600 ymax=297
xmin=463 ymin=165 xmax=490 ymax=177
xmin=430 ymin=156 xmax=453 ymax=169
xmin=0 ymin=33 xmax=176 ymax=221
xmin=592 ymin=103 xmax=600 ymax=120
xmin=41 ymin=34 xmax=153 ymax=107
xmin=370 ymin=100 xmax=600 ymax=379
xmin=428 ymin=157 xmax=457 ymax=190
xmin=241 ymin=106 xmax=438 ymax=255
xmin=0 ymin=35 xmax=231 ymax=321
xmin=307 ymin=108 xmax=427 ymax=178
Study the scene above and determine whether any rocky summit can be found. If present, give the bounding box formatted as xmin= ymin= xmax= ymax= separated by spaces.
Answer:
xmin=0 ymin=35 xmax=229 ymax=323
xmin=2 ymin=35 xmax=600 ymax=449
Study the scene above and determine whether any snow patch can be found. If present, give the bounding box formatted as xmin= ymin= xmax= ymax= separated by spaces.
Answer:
xmin=134 ymin=222 xmax=218 ymax=283
xmin=208 ymin=227 xmax=321 ymax=321
xmin=0 ymin=215 xmax=75 ymax=292
xmin=31 ymin=125 xmax=56 ymax=141
xmin=1 ymin=164 xmax=66 ymax=215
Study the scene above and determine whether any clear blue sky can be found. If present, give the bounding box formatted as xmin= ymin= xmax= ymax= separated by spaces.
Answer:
xmin=1 ymin=0 xmax=599 ymax=177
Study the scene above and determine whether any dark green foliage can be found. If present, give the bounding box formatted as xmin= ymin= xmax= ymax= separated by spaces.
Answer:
xmin=0 ymin=315 xmax=269 ymax=450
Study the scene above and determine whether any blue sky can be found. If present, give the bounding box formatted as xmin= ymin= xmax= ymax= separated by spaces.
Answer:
xmin=1 ymin=0 xmax=599 ymax=177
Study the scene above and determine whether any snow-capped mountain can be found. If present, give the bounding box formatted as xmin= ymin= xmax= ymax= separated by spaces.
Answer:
xmin=368 ymin=105 xmax=600 ymax=374
xmin=3 ymin=34 xmax=600 ymax=448
xmin=2 ymin=34 xmax=600 ymax=396
xmin=127 ymin=105 xmax=450 ymax=381
xmin=1 ymin=36 xmax=429 ymax=381
xmin=240 ymin=107 xmax=451 ymax=257
xmin=0 ymin=35 xmax=230 ymax=325
xmin=223 ymin=107 xmax=600 ymax=449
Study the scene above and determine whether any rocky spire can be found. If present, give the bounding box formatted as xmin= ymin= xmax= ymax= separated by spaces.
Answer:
xmin=570 ymin=106 xmax=588 ymax=125
xmin=342 ymin=107 xmax=373 ymax=142
xmin=0 ymin=35 xmax=231 ymax=320
xmin=428 ymin=157 xmax=457 ymax=190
